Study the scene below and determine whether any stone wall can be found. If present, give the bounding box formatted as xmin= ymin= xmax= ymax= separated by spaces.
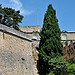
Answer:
xmin=20 ymin=25 xmax=41 ymax=66
xmin=32 ymin=41 xmax=40 ymax=66
xmin=19 ymin=26 xmax=41 ymax=40
xmin=61 ymin=31 xmax=75 ymax=47
xmin=61 ymin=31 xmax=75 ymax=61
xmin=0 ymin=24 xmax=38 ymax=75
xmin=19 ymin=26 xmax=40 ymax=33
xmin=61 ymin=31 xmax=75 ymax=40
xmin=0 ymin=32 xmax=32 ymax=56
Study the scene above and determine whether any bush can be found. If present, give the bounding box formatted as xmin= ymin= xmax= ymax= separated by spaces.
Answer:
xmin=48 ymin=72 xmax=55 ymax=75
xmin=67 ymin=63 xmax=75 ymax=75
xmin=48 ymin=56 xmax=69 ymax=75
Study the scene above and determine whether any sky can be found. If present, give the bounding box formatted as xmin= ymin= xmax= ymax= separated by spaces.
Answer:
xmin=0 ymin=0 xmax=75 ymax=31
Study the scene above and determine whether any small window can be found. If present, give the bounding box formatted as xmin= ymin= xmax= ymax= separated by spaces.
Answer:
xmin=62 ymin=35 xmax=67 ymax=40
xmin=33 ymin=35 xmax=38 ymax=40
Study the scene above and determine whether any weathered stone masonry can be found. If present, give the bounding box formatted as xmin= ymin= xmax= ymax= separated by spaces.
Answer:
xmin=61 ymin=31 xmax=75 ymax=61
xmin=0 ymin=24 xmax=37 ymax=75
xmin=20 ymin=26 xmax=41 ymax=65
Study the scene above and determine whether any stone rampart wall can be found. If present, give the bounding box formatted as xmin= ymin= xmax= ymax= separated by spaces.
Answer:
xmin=0 ymin=24 xmax=37 ymax=75
xmin=0 ymin=31 xmax=32 ymax=56
xmin=0 ymin=24 xmax=32 ymax=41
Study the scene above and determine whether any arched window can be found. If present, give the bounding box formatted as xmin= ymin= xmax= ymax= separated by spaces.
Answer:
xmin=62 ymin=34 xmax=67 ymax=40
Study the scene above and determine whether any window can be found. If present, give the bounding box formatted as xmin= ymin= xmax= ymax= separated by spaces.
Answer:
xmin=62 ymin=35 xmax=67 ymax=40
xmin=33 ymin=35 xmax=38 ymax=40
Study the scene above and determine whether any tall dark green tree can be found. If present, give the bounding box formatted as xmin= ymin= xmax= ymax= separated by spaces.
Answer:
xmin=0 ymin=4 xmax=23 ymax=30
xmin=37 ymin=4 xmax=63 ymax=75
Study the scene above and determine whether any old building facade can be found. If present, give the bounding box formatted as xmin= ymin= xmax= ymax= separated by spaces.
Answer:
xmin=19 ymin=26 xmax=40 ymax=40
xmin=61 ymin=31 xmax=75 ymax=61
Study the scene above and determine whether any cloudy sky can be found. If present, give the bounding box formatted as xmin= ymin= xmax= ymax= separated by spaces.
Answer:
xmin=0 ymin=0 xmax=75 ymax=31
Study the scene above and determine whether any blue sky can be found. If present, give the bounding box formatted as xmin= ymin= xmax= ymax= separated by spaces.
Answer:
xmin=0 ymin=0 xmax=75 ymax=31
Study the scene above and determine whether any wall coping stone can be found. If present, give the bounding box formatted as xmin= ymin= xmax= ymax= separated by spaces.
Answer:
xmin=0 ymin=24 xmax=33 ymax=42
xmin=62 ymin=31 xmax=75 ymax=33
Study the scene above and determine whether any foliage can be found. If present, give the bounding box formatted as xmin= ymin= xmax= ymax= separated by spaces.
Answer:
xmin=48 ymin=56 xmax=69 ymax=75
xmin=48 ymin=72 xmax=55 ymax=75
xmin=67 ymin=63 xmax=75 ymax=75
xmin=48 ymin=57 xmax=75 ymax=75
xmin=0 ymin=4 xmax=23 ymax=30
xmin=37 ymin=4 xmax=63 ymax=75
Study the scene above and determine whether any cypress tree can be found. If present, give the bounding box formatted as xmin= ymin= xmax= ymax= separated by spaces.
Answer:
xmin=37 ymin=4 xmax=63 ymax=75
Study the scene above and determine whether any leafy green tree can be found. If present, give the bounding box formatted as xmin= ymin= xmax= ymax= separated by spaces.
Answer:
xmin=0 ymin=4 xmax=23 ymax=30
xmin=37 ymin=4 xmax=63 ymax=75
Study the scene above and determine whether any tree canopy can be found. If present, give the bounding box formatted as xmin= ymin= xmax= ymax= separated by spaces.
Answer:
xmin=37 ymin=4 xmax=63 ymax=75
xmin=0 ymin=4 xmax=23 ymax=30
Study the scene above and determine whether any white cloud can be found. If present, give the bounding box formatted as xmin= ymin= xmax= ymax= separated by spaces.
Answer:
xmin=0 ymin=0 xmax=33 ymax=16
